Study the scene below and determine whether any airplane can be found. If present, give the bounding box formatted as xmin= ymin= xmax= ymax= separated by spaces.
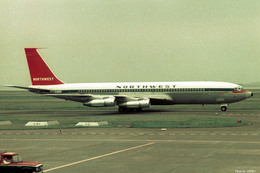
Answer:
xmin=8 ymin=48 xmax=253 ymax=112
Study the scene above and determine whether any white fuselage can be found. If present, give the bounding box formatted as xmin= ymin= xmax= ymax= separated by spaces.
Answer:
xmin=29 ymin=81 xmax=252 ymax=105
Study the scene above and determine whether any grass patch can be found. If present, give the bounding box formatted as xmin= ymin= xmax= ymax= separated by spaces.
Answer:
xmin=0 ymin=114 xmax=248 ymax=130
xmin=109 ymin=117 xmax=248 ymax=128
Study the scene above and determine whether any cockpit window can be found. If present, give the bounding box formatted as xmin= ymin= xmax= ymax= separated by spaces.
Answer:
xmin=234 ymin=86 xmax=243 ymax=91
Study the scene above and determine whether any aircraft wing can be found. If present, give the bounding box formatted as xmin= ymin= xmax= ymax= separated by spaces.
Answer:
xmin=45 ymin=93 xmax=93 ymax=102
xmin=115 ymin=94 xmax=174 ymax=105
xmin=7 ymin=85 xmax=174 ymax=105
xmin=6 ymin=85 xmax=50 ymax=93
xmin=45 ymin=93 xmax=174 ymax=105
xmin=45 ymin=94 xmax=144 ymax=103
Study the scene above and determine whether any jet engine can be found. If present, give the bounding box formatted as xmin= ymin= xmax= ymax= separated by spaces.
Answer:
xmin=83 ymin=96 xmax=116 ymax=107
xmin=118 ymin=99 xmax=150 ymax=108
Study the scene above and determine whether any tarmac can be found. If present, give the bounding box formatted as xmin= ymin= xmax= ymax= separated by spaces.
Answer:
xmin=1 ymin=109 xmax=260 ymax=173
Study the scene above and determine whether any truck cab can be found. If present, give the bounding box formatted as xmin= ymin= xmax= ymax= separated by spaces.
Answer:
xmin=0 ymin=152 xmax=43 ymax=173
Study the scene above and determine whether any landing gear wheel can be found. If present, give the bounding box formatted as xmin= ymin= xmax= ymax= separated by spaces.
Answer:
xmin=221 ymin=106 xmax=227 ymax=111
xmin=137 ymin=108 xmax=142 ymax=112
xmin=126 ymin=108 xmax=133 ymax=112
xmin=118 ymin=107 xmax=126 ymax=113
xmin=118 ymin=107 xmax=143 ymax=113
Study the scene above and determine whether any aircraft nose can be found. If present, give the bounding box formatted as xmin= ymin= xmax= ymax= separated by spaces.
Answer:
xmin=246 ymin=91 xmax=253 ymax=98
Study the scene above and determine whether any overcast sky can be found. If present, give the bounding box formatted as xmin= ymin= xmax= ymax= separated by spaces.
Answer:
xmin=1 ymin=0 xmax=260 ymax=89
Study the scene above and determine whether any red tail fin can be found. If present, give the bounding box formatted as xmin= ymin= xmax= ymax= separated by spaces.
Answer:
xmin=24 ymin=48 xmax=64 ymax=85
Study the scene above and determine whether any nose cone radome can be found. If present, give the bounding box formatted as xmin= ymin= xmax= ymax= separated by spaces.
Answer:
xmin=246 ymin=91 xmax=253 ymax=98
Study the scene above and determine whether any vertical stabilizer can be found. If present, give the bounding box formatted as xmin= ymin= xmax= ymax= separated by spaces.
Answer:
xmin=24 ymin=48 xmax=64 ymax=85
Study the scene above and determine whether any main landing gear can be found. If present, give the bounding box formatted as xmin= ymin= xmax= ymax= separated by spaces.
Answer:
xmin=220 ymin=104 xmax=228 ymax=111
xmin=118 ymin=107 xmax=142 ymax=113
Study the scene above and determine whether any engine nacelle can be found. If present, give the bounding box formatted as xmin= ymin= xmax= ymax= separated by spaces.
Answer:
xmin=83 ymin=97 xmax=116 ymax=107
xmin=119 ymin=99 xmax=150 ymax=108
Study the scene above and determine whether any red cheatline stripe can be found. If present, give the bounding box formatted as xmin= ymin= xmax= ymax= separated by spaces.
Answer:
xmin=44 ymin=142 xmax=154 ymax=172
xmin=231 ymin=91 xmax=250 ymax=93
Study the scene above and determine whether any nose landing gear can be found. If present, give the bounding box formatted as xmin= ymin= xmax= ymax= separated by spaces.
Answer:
xmin=221 ymin=106 xmax=227 ymax=111
xmin=220 ymin=104 xmax=228 ymax=111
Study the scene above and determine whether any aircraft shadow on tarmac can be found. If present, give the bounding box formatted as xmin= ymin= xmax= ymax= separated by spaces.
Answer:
xmin=84 ymin=109 xmax=172 ymax=116
xmin=90 ymin=108 xmax=218 ymax=116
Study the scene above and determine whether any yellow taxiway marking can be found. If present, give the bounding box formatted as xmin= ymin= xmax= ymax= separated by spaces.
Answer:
xmin=44 ymin=142 xmax=154 ymax=172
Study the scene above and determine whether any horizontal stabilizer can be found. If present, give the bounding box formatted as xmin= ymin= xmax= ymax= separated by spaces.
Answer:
xmin=6 ymin=85 xmax=50 ymax=93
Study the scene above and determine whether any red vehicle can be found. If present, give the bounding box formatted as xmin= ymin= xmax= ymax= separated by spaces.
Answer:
xmin=0 ymin=152 xmax=43 ymax=173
